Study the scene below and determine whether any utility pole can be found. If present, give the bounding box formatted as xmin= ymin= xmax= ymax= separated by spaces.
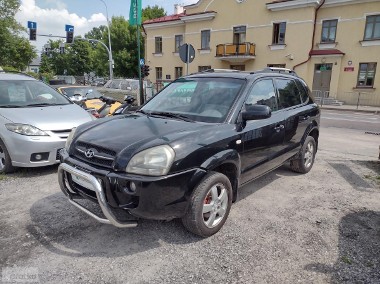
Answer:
xmin=137 ymin=0 xmax=144 ymax=105
xmin=99 ymin=0 xmax=113 ymax=80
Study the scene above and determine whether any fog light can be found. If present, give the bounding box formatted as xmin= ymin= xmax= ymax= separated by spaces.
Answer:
xmin=123 ymin=181 xmax=137 ymax=194
xmin=130 ymin=182 xmax=137 ymax=192
xmin=30 ymin=152 xmax=49 ymax=162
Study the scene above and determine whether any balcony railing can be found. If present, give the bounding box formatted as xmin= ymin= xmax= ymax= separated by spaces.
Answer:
xmin=216 ymin=42 xmax=256 ymax=57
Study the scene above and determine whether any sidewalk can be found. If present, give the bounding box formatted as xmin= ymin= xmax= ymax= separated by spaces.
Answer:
xmin=320 ymin=104 xmax=380 ymax=114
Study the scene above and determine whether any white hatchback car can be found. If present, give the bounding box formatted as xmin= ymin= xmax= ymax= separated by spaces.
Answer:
xmin=0 ymin=72 xmax=93 ymax=173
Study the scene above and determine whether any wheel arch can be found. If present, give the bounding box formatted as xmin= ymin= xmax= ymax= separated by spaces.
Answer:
xmin=200 ymin=149 xmax=241 ymax=202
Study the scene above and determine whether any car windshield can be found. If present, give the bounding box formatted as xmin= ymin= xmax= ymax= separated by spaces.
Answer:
xmin=141 ymin=77 xmax=244 ymax=123
xmin=60 ymin=87 xmax=103 ymax=99
xmin=0 ymin=80 xmax=71 ymax=107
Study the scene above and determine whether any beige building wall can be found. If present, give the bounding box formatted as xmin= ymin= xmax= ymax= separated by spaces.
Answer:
xmin=143 ymin=0 xmax=380 ymax=106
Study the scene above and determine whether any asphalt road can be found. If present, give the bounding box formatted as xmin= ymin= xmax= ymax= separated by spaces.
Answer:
xmin=321 ymin=110 xmax=380 ymax=132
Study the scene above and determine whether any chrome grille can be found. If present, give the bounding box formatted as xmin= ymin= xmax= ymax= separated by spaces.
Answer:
xmin=73 ymin=141 xmax=116 ymax=168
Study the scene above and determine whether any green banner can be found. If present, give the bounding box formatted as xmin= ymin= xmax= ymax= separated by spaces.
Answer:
xmin=129 ymin=0 xmax=142 ymax=26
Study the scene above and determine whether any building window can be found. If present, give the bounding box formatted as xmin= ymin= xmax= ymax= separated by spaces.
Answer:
xmin=175 ymin=67 xmax=183 ymax=79
xmin=321 ymin=20 xmax=338 ymax=43
xmin=201 ymin=30 xmax=210 ymax=49
xmin=156 ymin=67 xmax=162 ymax=80
xmin=272 ymin=22 xmax=286 ymax=44
xmin=364 ymin=15 xmax=380 ymax=40
xmin=233 ymin=26 xmax=246 ymax=45
xmin=198 ymin=66 xmax=211 ymax=72
xmin=174 ymin=35 xmax=183 ymax=53
xmin=268 ymin=64 xmax=286 ymax=68
xmin=155 ymin=37 xmax=162 ymax=53
xmin=357 ymin=63 xmax=377 ymax=87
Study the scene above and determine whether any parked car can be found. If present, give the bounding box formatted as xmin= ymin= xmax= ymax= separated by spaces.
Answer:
xmin=58 ymin=68 xmax=320 ymax=237
xmin=0 ymin=73 xmax=94 ymax=173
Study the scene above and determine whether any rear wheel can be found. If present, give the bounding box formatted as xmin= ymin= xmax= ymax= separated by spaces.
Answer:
xmin=182 ymin=172 xmax=232 ymax=237
xmin=290 ymin=136 xmax=316 ymax=174
xmin=0 ymin=140 xmax=15 ymax=174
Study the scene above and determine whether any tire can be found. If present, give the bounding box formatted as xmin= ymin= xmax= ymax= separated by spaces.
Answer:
xmin=0 ymin=139 xmax=15 ymax=174
xmin=182 ymin=172 xmax=232 ymax=237
xmin=290 ymin=136 xmax=316 ymax=174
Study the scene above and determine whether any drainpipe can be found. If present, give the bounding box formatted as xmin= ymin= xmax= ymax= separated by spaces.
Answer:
xmin=293 ymin=0 xmax=325 ymax=71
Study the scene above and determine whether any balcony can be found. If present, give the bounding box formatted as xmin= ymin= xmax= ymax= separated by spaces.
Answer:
xmin=215 ymin=42 xmax=256 ymax=63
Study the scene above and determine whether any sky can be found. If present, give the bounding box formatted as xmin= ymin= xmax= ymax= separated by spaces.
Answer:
xmin=15 ymin=0 xmax=196 ymax=53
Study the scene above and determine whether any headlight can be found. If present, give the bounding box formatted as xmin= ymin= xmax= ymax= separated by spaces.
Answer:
xmin=5 ymin=124 xmax=48 ymax=136
xmin=65 ymin=127 xmax=77 ymax=150
xmin=126 ymin=145 xmax=175 ymax=176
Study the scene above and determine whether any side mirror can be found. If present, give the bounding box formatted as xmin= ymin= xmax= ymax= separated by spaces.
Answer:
xmin=242 ymin=105 xmax=271 ymax=121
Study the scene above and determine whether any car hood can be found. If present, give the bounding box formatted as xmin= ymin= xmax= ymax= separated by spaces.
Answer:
xmin=74 ymin=113 xmax=229 ymax=168
xmin=0 ymin=104 xmax=92 ymax=130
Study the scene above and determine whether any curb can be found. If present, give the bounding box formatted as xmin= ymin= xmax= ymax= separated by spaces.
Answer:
xmin=320 ymin=106 xmax=380 ymax=114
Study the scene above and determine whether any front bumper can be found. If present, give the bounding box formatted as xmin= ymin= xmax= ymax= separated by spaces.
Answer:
xmin=58 ymin=150 xmax=207 ymax=227
xmin=2 ymin=131 xmax=66 ymax=167
xmin=58 ymin=163 xmax=137 ymax=228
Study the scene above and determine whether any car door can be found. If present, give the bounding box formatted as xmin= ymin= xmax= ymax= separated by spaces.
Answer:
xmin=240 ymin=78 xmax=286 ymax=185
xmin=274 ymin=78 xmax=312 ymax=160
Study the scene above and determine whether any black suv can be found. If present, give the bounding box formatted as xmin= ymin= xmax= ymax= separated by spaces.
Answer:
xmin=58 ymin=68 xmax=320 ymax=237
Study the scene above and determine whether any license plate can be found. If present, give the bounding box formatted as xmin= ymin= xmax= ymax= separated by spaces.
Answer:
xmin=71 ymin=173 xmax=94 ymax=191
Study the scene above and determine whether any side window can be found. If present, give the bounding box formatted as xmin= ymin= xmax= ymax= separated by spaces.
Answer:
xmin=295 ymin=80 xmax=309 ymax=103
xmin=245 ymin=79 xmax=278 ymax=111
xmin=275 ymin=79 xmax=301 ymax=109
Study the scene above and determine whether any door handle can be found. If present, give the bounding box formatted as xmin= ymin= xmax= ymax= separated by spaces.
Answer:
xmin=274 ymin=124 xmax=284 ymax=132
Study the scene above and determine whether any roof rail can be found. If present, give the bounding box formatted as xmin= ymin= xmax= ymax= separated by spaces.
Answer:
xmin=202 ymin=68 xmax=240 ymax=73
xmin=254 ymin=67 xmax=298 ymax=76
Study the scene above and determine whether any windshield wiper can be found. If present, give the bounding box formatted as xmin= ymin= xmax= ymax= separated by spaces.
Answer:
xmin=149 ymin=111 xmax=194 ymax=122
xmin=25 ymin=103 xmax=68 ymax=107
xmin=136 ymin=109 xmax=151 ymax=116
xmin=0 ymin=105 xmax=23 ymax=108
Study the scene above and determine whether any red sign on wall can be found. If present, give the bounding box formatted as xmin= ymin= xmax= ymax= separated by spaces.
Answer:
xmin=344 ymin=67 xmax=354 ymax=72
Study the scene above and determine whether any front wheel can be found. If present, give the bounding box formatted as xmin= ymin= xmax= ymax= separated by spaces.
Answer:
xmin=290 ymin=136 xmax=316 ymax=174
xmin=182 ymin=172 xmax=232 ymax=237
xmin=0 ymin=140 xmax=15 ymax=174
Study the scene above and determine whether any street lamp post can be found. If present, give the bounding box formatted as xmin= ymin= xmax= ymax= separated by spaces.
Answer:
xmin=99 ymin=0 xmax=113 ymax=80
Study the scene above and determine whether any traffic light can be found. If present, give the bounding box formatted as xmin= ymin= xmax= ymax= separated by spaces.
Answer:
xmin=143 ymin=65 xmax=150 ymax=77
xmin=29 ymin=29 xmax=36 ymax=41
xmin=66 ymin=31 xmax=74 ymax=43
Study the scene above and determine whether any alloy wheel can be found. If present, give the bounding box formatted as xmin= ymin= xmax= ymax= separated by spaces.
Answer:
xmin=202 ymin=183 xmax=229 ymax=228
xmin=304 ymin=141 xmax=314 ymax=168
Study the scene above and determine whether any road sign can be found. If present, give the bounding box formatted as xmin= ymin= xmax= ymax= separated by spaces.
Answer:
xmin=27 ymin=21 xmax=37 ymax=29
xmin=140 ymin=59 xmax=145 ymax=66
xmin=179 ymin=43 xmax=195 ymax=64
xmin=65 ymin=25 xmax=74 ymax=32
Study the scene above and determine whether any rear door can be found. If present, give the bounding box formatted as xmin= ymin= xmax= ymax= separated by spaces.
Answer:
xmin=274 ymin=77 xmax=312 ymax=160
xmin=240 ymin=79 xmax=286 ymax=184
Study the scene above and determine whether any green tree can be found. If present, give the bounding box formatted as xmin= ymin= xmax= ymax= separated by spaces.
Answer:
xmin=142 ymin=5 xmax=166 ymax=22
xmin=85 ymin=25 xmax=107 ymax=41
xmin=0 ymin=0 xmax=37 ymax=70
xmin=78 ymin=6 xmax=165 ymax=79
xmin=85 ymin=26 xmax=109 ymax=77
